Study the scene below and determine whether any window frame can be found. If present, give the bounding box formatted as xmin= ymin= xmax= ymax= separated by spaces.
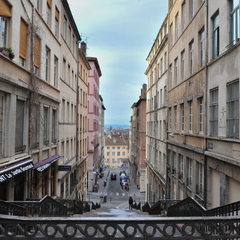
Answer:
xmin=229 ymin=0 xmax=239 ymax=44
xmin=189 ymin=41 xmax=194 ymax=75
xmin=209 ymin=88 xmax=218 ymax=136
xmin=212 ymin=12 xmax=219 ymax=58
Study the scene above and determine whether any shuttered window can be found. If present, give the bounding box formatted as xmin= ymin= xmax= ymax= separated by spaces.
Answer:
xmin=55 ymin=7 xmax=59 ymax=37
xmin=34 ymin=36 xmax=40 ymax=68
xmin=19 ymin=19 xmax=28 ymax=59
xmin=47 ymin=0 xmax=51 ymax=8
xmin=0 ymin=0 xmax=11 ymax=17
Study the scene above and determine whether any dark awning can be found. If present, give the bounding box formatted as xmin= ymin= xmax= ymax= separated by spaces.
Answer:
xmin=34 ymin=154 xmax=62 ymax=172
xmin=0 ymin=158 xmax=33 ymax=183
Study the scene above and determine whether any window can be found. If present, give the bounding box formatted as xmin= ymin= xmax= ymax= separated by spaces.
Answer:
xmin=45 ymin=47 xmax=50 ymax=81
xmin=212 ymin=12 xmax=219 ymax=58
xmin=182 ymin=2 xmax=186 ymax=30
xmin=200 ymin=29 xmax=205 ymax=68
xmin=188 ymin=158 xmax=193 ymax=187
xmin=0 ymin=94 xmax=3 ymax=156
xmin=35 ymin=0 xmax=40 ymax=11
xmin=72 ymin=34 xmax=75 ymax=54
xmin=181 ymin=50 xmax=185 ymax=81
xmin=227 ymin=80 xmax=239 ymax=138
xmin=52 ymin=109 xmax=56 ymax=144
xmin=46 ymin=0 xmax=51 ymax=27
xmin=189 ymin=41 xmax=194 ymax=75
xmin=179 ymin=154 xmax=184 ymax=180
xmin=112 ymin=152 xmax=115 ymax=156
xmin=67 ymin=101 xmax=69 ymax=122
xmin=68 ymin=25 xmax=71 ymax=47
xmin=175 ymin=13 xmax=179 ymax=40
xmin=66 ymin=176 xmax=68 ymax=198
xmin=112 ymin=159 xmax=115 ymax=163
xmin=112 ymin=147 xmax=115 ymax=149
xmin=55 ymin=7 xmax=59 ymax=37
xmin=181 ymin=104 xmax=184 ymax=132
xmin=62 ymin=58 xmax=66 ymax=80
xmin=62 ymin=98 xmax=65 ymax=121
xmin=164 ymin=86 xmax=167 ymax=106
xmin=190 ymin=0 xmax=195 ymax=19
xmin=67 ymin=64 xmax=70 ymax=84
xmin=164 ymin=52 xmax=167 ymax=71
xmin=54 ymin=57 xmax=58 ymax=87
xmin=15 ymin=99 xmax=25 ymax=152
xmin=230 ymin=0 xmax=239 ymax=44
xmin=34 ymin=36 xmax=40 ymax=76
xmin=199 ymin=97 xmax=203 ymax=133
xmin=107 ymin=152 xmax=110 ymax=156
xmin=169 ymin=64 xmax=172 ymax=89
xmin=189 ymin=101 xmax=193 ymax=132
xmin=169 ymin=107 xmax=172 ymax=130
xmin=170 ymin=23 xmax=173 ymax=47
xmin=210 ymin=88 xmax=218 ymax=136
xmin=174 ymin=106 xmax=177 ymax=130
xmin=117 ymin=152 xmax=120 ymax=156
xmin=19 ymin=19 xmax=28 ymax=67
xmin=175 ymin=58 xmax=178 ymax=86
xmin=123 ymin=152 xmax=125 ymax=156
xmin=0 ymin=16 xmax=9 ymax=47
xmin=66 ymin=140 xmax=69 ymax=160
xmin=43 ymin=107 xmax=48 ymax=145
xmin=63 ymin=16 xmax=67 ymax=39
xmin=197 ymin=163 xmax=204 ymax=194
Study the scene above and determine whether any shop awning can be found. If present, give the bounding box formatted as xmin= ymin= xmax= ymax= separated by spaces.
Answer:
xmin=34 ymin=154 xmax=62 ymax=172
xmin=0 ymin=158 xmax=33 ymax=183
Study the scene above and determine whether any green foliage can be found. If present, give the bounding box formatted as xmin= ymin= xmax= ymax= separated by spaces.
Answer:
xmin=0 ymin=46 xmax=15 ymax=60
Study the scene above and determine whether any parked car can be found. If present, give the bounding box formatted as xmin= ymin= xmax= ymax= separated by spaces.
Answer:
xmin=111 ymin=173 xmax=117 ymax=180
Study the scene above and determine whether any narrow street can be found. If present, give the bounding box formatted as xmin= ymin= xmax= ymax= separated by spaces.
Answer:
xmin=83 ymin=167 xmax=154 ymax=217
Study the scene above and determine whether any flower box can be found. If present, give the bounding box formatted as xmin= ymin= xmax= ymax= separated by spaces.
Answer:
xmin=0 ymin=48 xmax=10 ymax=58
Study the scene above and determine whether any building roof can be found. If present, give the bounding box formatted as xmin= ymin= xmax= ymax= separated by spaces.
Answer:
xmin=87 ymin=57 xmax=102 ymax=77
xmin=105 ymin=138 xmax=127 ymax=146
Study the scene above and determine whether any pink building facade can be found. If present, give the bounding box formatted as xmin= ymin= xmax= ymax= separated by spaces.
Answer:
xmin=87 ymin=57 xmax=102 ymax=190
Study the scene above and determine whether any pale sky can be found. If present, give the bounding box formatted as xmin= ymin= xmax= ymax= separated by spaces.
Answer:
xmin=68 ymin=0 xmax=168 ymax=126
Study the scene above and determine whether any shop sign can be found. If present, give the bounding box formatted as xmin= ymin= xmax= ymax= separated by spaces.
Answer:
xmin=0 ymin=162 xmax=34 ymax=183
xmin=58 ymin=165 xmax=71 ymax=171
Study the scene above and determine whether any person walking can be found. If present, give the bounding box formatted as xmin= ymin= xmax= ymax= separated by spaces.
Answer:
xmin=128 ymin=196 xmax=133 ymax=210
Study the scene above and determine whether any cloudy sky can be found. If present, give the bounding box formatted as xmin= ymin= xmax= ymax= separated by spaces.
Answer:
xmin=68 ymin=0 xmax=168 ymax=126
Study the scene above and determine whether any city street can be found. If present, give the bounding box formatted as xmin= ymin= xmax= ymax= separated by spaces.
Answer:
xmin=84 ymin=167 xmax=153 ymax=217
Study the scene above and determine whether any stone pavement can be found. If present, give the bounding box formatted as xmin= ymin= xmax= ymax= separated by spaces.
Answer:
xmin=83 ymin=168 xmax=148 ymax=217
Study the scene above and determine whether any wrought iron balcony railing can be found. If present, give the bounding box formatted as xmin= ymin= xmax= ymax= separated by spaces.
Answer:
xmin=0 ymin=215 xmax=240 ymax=239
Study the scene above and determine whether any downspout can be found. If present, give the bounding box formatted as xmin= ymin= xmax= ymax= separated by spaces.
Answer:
xmin=76 ymin=41 xmax=80 ymax=200
xmin=204 ymin=0 xmax=209 ymax=209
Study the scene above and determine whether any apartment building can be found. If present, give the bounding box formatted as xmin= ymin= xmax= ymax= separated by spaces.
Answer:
xmin=98 ymin=95 xmax=106 ymax=171
xmin=206 ymin=0 xmax=240 ymax=208
xmin=0 ymin=0 xmax=62 ymax=200
xmin=104 ymin=138 xmax=128 ymax=168
xmin=87 ymin=57 xmax=102 ymax=190
xmin=145 ymin=16 xmax=168 ymax=202
xmin=130 ymin=84 xmax=147 ymax=192
xmin=167 ymin=0 xmax=206 ymax=205
xmin=57 ymin=0 xmax=81 ymax=200
xmin=76 ymin=42 xmax=91 ymax=201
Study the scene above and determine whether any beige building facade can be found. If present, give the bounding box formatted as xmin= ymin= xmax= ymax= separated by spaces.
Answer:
xmin=167 ymin=0 xmax=206 ymax=205
xmin=206 ymin=0 xmax=240 ymax=208
xmin=145 ymin=16 xmax=168 ymax=202
xmin=104 ymin=138 xmax=128 ymax=168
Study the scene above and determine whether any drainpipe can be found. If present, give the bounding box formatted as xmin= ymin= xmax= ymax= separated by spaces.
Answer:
xmin=76 ymin=41 xmax=81 ymax=201
xmin=204 ymin=0 xmax=209 ymax=209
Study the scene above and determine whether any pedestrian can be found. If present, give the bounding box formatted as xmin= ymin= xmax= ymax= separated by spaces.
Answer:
xmin=129 ymin=196 xmax=133 ymax=210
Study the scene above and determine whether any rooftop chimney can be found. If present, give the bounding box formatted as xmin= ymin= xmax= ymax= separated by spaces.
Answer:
xmin=81 ymin=41 xmax=86 ymax=55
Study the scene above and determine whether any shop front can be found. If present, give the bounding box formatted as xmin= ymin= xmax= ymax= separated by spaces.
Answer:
xmin=0 ymin=158 xmax=34 ymax=201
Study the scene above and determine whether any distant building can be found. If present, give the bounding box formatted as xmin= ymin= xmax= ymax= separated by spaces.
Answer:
xmin=87 ymin=57 xmax=102 ymax=190
xmin=145 ymin=15 xmax=168 ymax=202
xmin=130 ymin=84 xmax=147 ymax=192
xmin=104 ymin=138 xmax=128 ymax=168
